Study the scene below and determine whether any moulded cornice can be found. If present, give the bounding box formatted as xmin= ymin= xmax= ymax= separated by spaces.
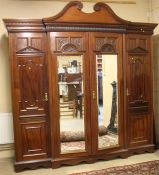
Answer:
xmin=3 ymin=1 xmax=158 ymax=34
xmin=3 ymin=19 xmax=45 ymax=32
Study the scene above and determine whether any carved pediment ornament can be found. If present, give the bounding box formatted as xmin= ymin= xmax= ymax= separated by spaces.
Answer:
xmin=128 ymin=46 xmax=148 ymax=54
xmin=43 ymin=1 xmax=128 ymax=24
xmin=16 ymin=46 xmax=42 ymax=54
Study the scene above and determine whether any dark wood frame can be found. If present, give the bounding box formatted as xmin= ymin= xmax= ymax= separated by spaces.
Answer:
xmin=3 ymin=1 xmax=157 ymax=172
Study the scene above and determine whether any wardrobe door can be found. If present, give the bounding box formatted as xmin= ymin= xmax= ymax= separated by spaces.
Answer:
xmin=10 ymin=33 xmax=50 ymax=161
xmin=49 ymin=32 xmax=91 ymax=158
xmin=126 ymin=34 xmax=153 ymax=148
xmin=89 ymin=32 xmax=124 ymax=154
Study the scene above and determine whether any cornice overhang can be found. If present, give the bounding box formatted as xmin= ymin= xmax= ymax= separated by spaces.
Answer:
xmin=3 ymin=19 xmax=45 ymax=33
xmin=3 ymin=1 xmax=157 ymax=35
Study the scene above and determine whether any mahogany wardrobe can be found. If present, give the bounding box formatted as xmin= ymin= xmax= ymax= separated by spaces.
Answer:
xmin=3 ymin=1 xmax=157 ymax=172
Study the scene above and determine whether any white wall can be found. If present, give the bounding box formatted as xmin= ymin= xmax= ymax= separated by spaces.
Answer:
xmin=0 ymin=113 xmax=14 ymax=144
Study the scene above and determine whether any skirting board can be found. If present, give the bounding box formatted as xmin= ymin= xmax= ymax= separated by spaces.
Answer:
xmin=0 ymin=143 xmax=14 ymax=151
xmin=0 ymin=113 xmax=14 ymax=144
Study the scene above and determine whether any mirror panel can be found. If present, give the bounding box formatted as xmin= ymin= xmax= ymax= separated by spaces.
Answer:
xmin=57 ymin=55 xmax=86 ymax=153
xmin=96 ymin=55 xmax=119 ymax=149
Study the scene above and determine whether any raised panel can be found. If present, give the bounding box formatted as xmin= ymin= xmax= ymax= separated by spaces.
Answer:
xmin=31 ymin=37 xmax=43 ymax=51
xmin=17 ymin=56 xmax=46 ymax=116
xmin=15 ymin=33 xmax=45 ymax=52
xmin=21 ymin=121 xmax=48 ymax=160
xmin=127 ymin=36 xmax=149 ymax=51
xmin=128 ymin=56 xmax=147 ymax=100
xmin=129 ymin=114 xmax=150 ymax=146
xmin=138 ymin=38 xmax=147 ymax=49
xmin=127 ymin=55 xmax=149 ymax=113
xmin=17 ymin=38 xmax=28 ymax=52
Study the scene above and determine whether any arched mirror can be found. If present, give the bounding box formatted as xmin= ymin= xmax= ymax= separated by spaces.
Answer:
xmin=57 ymin=55 xmax=86 ymax=153
xmin=96 ymin=54 xmax=119 ymax=149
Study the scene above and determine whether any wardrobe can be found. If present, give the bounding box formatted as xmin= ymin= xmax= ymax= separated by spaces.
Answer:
xmin=3 ymin=1 xmax=157 ymax=172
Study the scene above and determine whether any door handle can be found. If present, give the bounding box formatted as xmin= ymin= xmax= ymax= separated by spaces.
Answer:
xmin=92 ymin=91 xmax=96 ymax=99
xmin=44 ymin=92 xmax=48 ymax=101
xmin=126 ymin=88 xmax=130 ymax=96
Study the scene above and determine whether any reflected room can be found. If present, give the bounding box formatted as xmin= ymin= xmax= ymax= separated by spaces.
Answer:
xmin=96 ymin=55 xmax=119 ymax=149
xmin=57 ymin=55 xmax=86 ymax=153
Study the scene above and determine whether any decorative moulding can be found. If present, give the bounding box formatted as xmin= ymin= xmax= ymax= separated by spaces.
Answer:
xmin=3 ymin=1 xmax=157 ymax=34
xmin=128 ymin=46 xmax=148 ymax=54
xmin=16 ymin=46 xmax=44 ymax=54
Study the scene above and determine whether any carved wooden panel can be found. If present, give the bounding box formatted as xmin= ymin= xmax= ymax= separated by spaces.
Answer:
xmin=127 ymin=55 xmax=149 ymax=113
xmin=55 ymin=36 xmax=84 ymax=52
xmin=16 ymin=56 xmax=47 ymax=116
xmin=16 ymin=33 xmax=45 ymax=53
xmin=129 ymin=114 xmax=150 ymax=146
xmin=21 ymin=120 xmax=48 ymax=160
xmin=126 ymin=35 xmax=151 ymax=113
xmin=95 ymin=37 xmax=117 ymax=53
xmin=127 ymin=35 xmax=149 ymax=52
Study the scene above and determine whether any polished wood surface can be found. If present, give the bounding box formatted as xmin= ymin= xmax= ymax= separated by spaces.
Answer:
xmin=89 ymin=32 xmax=124 ymax=154
xmin=126 ymin=34 xmax=153 ymax=147
xmin=3 ymin=1 xmax=157 ymax=172
xmin=50 ymin=31 xmax=92 ymax=159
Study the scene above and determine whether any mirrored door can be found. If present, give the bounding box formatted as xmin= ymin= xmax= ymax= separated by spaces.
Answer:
xmin=96 ymin=54 xmax=119 ymax=149
xmin=90 ymin=32 xmax=124 ymax=152
xmin=50 ymin=32 xmax=91 ymax=156
xmin=57 ymin=55 xmax=86 ymax=153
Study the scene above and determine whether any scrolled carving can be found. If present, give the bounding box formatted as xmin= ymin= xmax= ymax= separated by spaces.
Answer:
xmin=94 ymin=2 xmax=106 ymax=11
xmin=60 ymin=0 xmax=83 ymax=11
xmin=43 ymin=1 xmax=83 ymax=23
xmin=72 ymin=1 xmax=83 ymax=10
xmin=94 ymin=2 xmax=129 ymax=24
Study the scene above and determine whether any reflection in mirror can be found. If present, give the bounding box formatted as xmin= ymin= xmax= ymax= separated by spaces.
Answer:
xmin=57 ymin=55 xmax=85 ymax=153
xmin=96 ymin=55 xmax=119 ymax=149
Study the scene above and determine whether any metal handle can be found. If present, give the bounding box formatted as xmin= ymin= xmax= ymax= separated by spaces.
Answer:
xmin=44 ymin=92 xmax=48 ymax=101
xmin=92 ymin=91 xmax=96 ymax=99
xmin=126 ymin=88 xmax=130 ymax=96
